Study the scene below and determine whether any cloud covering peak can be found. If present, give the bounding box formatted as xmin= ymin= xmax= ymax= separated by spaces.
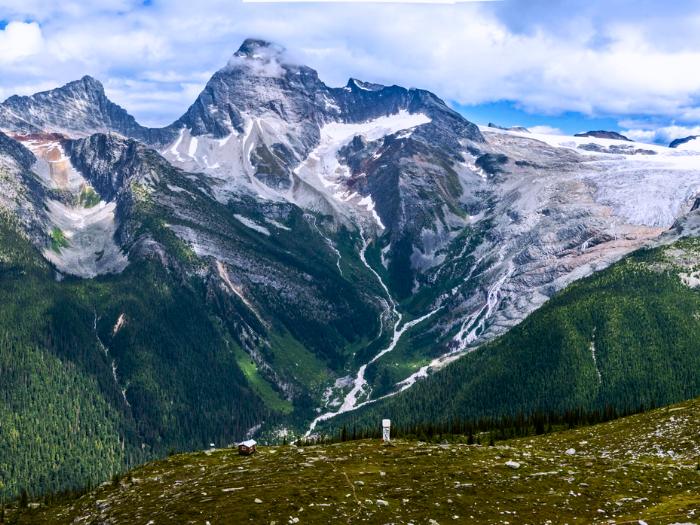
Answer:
xmin=2 ymin=0 xmax=700 ymax=139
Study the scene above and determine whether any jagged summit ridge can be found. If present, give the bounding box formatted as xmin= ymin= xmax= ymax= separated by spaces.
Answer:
xmin=233 ymin=38 xmax=286 ymax=58
xmin=0 ymin=75 xmax=175 ymax=144
xmin=2 ymin=75 xmax=105 ymax=107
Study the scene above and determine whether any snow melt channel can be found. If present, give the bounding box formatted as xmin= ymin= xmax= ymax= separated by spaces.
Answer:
xmin=305 ymin=229 xmax=441 ymax=436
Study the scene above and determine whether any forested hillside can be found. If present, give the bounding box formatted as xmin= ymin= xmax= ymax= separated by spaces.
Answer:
xmin=324 ymin=237 xmax=700 ymax=432
xmin=0 ymin=215 xmax=273 ymax=500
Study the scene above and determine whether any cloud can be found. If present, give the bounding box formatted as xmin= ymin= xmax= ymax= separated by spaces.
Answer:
xmin=529 ymin=125 xmax=563 ymax=135
xmin=0 ymin=21 xmax=43 ymax=63
xmin=623 ymin=124 xmax=700 ymax=145
xmin=2 ymin=1 xmax=700 ymax=129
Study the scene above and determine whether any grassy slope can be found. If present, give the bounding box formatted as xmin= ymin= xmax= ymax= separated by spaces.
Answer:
xmin=329 ymin=238 xmax=700 ymax=432
xmin=15 ymin=396 xmax=700 ymax=524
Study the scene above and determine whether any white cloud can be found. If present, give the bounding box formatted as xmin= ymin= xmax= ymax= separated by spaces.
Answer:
xmin=529 ymin=125 xmax=563 ymax=135
xmin=623 ymin=125 xmax=700 ymax=145
xmin=0 ymin=21 xmax=43 ymax=63
xmin=2 ymin=1 xmax=700 ymax=129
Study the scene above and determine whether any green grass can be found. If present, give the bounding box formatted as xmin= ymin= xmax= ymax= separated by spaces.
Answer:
xmin=267 ymin=332 xmax=332 ymax=394
xmin=49 ymin=227 xmax=69 ymax=252
xmin=232 ymin=343 xmax=293 ymax=414
xmin=13 ymin=396 xmax=700 ymax=524
xmin=78 ymin=186 xmax=100 ymax=208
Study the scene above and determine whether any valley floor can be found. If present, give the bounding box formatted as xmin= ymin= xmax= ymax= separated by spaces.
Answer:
xmin=12 ymin=398 xmax=700 ymax=524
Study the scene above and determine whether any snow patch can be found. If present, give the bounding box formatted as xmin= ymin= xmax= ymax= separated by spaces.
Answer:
xmin=42 ymin=199 xmax=128 ymax=278
xmin=264 ymin=218 xmax=292 ymax=231
xmin=234 ymin=214 xmax=271 ymax=236
xmin=112 ymin=313 xmax=126 ymax=336
xmin=188 ymin=135 xmax=199 ymax=158
xmin=294 ymin=110 xmax=431 ymax=227
xmin=357 ymin=195 xmax=385 ymax=230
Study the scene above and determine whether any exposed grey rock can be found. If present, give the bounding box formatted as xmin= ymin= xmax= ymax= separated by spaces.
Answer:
xmin=0 ymin=76 xmax=175 ymax=144
xmin=0 ymin=130 xmax=36 ymax=169
xmin=3 ymin=38 xmax=700 ymax=436
xmin=487 ymin=122 xmax=530 ymax=133
xmin=578 ymin=143 xmax=656 ymax=155
xmin=574 ymin=130 xmax=631 ymax=141
xmin=669 ymin=135 xmax=699 ymax=148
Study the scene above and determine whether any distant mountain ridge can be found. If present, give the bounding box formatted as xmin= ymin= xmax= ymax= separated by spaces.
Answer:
xmin=0 ymin=76 xmax=173 ymax=144
xmin=487 ymin=122 xmax=530 ymax=132
xmin=574 ymin=130 xmax=632 ymax=141
xmin=670 ymin=135 xmax=700 ymax=148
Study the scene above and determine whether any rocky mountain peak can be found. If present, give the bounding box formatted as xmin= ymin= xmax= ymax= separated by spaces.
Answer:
xmin=574 ymin=130 xmax=631 ymax=141
xmin=4 ymin=75 xmax=105 ymax=108
xmin=233 ymin=38 xmax=285 ymax=59
xmin=75 ymin=75 xmax=105 ymax=94
xmin=669 ymin=135 xmax=700 ymax=148
xmin=0 ymin=76 xmax=173 ymax=144
xmin=346 ymin=78 xmax=386 ymax=92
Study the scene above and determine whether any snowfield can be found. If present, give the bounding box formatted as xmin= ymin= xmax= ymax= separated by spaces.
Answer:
xmin=42 ymin=199 xmax=128 ymax=278
xmin=163 ymin=110 xmax=431 ymax=231
xmin=487 ymin=127 xmax=700 ymax=228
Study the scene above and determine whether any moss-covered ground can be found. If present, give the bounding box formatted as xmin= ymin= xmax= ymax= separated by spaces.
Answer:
xmin=12 ymin=397 xmax=700 ymax=524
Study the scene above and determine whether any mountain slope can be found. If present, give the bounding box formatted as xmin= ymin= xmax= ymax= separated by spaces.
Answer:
xmin=321 ymin=234 xmax=700 ymax=433
xmin=0 ymin=128 xmax=391 ymax=500
xmin=13 ymin=396 xmax=700 ymax=524
xmin=0 ymin=215 xmax=273 ymax=499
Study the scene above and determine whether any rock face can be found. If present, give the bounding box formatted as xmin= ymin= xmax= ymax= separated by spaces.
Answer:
xmin=65 ymin=133 xmax=154 ymax=202
xmin=0 ymin=130 xmax=36 ymax=169
xmin=669 ymin=135 xmax=700 ymax=148
xmin=487 ymin=122 xmax=530 ymax=133
xmin=0 ymin=76 xmax=174 ymax=144
xmin=574 ymin=130 xmax=632 ymax=141
xmin=0 ymin=132 xmax=48 ymax=243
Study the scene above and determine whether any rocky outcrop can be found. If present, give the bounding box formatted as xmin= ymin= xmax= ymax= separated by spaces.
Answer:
xmin=669 ymin=135 xmax=699 ymax=148
xmin=574 ymin=130 xmax=631 ymax=141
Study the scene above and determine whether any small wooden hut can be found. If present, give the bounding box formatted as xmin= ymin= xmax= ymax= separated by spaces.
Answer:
xmin=238 ymin=439 xmax=257 ymax=455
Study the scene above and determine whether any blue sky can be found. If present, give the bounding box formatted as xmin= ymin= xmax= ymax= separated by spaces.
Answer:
xmin=454 ymin=101 xmax=622 ymax=136
xmin=1 ymin=0 xmax=700 ymax=143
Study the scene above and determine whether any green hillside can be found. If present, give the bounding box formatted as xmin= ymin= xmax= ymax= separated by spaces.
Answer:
xmin=0 ymin=144 xmax=388 ymax=501
xmin=10 ymin=396 xmax=700 ymax=524
xmin=0 ymin=217 xmax=269 ymax=500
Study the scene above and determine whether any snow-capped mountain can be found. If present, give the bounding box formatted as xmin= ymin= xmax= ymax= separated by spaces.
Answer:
xmin=2 ymin=38 xmax=700 ymax=440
